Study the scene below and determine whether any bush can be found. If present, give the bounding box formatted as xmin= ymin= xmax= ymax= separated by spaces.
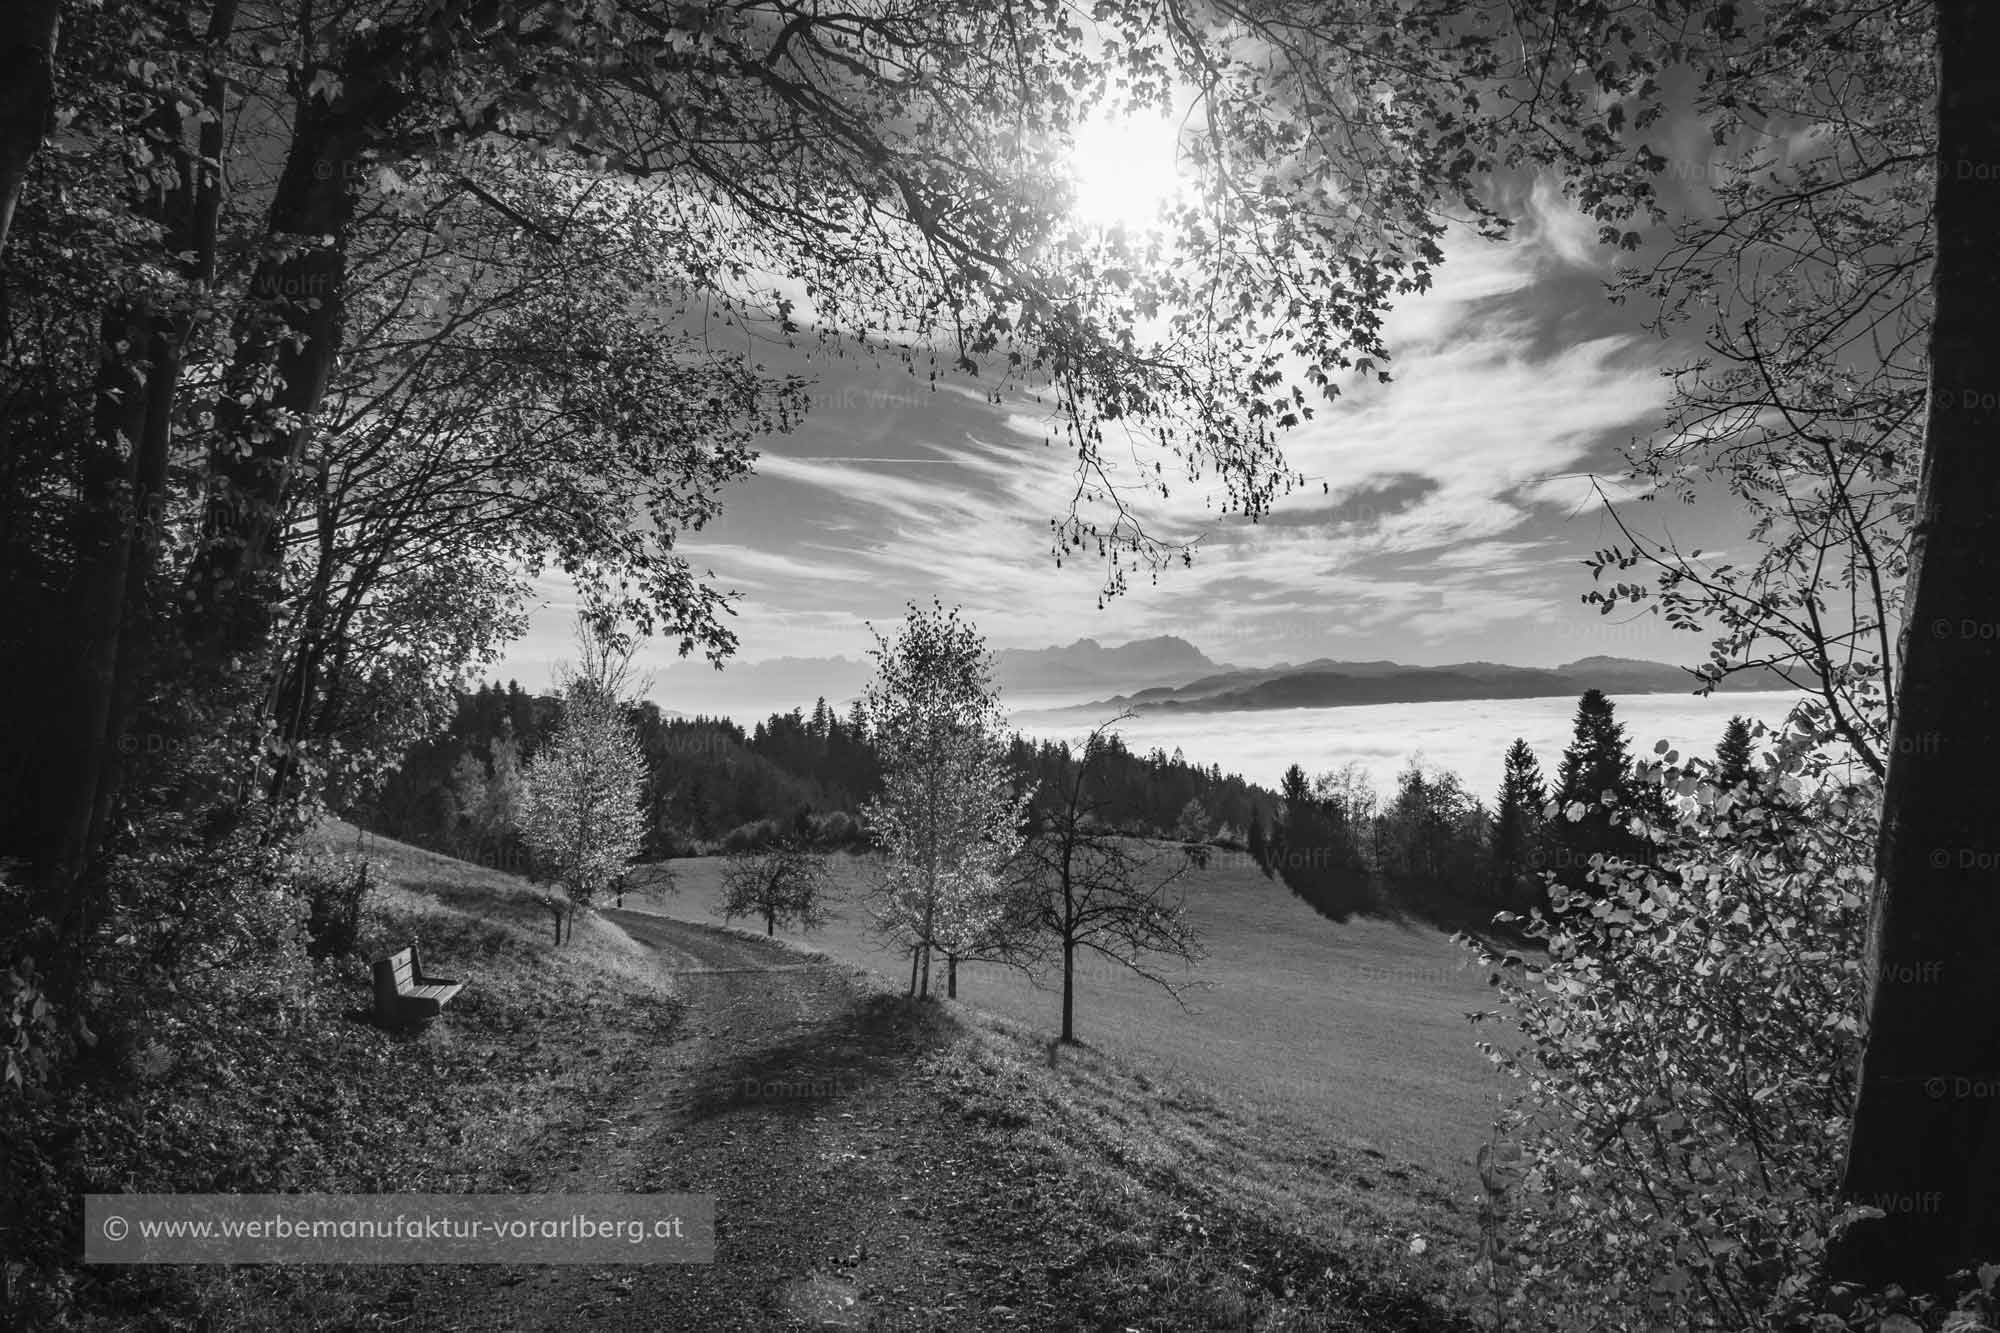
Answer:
xmin=1463 ymin=726 xmax=1879 ymax=1329
xmin=289 ymin=854 xmax=374 ymax=960
xmin=0 ymin=860 xmax=78 ymax=1096
xmin=721 ymin=818 xmax=783 ymax=853
xmin=809 ymin=809 xmax=861 ymax=848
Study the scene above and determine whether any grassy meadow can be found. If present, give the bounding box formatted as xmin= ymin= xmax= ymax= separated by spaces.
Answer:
xmin=621 ymin=844 xmax=1514 ymax=1189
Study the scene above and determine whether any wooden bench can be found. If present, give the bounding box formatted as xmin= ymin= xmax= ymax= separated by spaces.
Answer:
xmin=371 ymin=942 xmax=464 ymax=1027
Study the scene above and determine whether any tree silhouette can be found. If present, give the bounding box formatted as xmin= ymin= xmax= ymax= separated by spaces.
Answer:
xmin=1713 ymin=715 xmax=1755 ymax=790
xmin=1492 ymin=738 xmax=1549 ymax=912
xmin=1551 ymin=690 xmax=1637 ymax=894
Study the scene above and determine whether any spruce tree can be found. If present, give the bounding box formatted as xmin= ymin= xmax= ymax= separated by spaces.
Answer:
xmin=1552 ymin=689 xmax=1636 ymax=894
xmin=1714 ymin=714 xmax=1755 ymax=789
xmin=1492 ymin=737 xmax=1548 ymax=908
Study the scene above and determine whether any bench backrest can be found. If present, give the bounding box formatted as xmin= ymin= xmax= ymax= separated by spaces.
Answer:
xmin=377 ymin=947 xmax=417 ymax=994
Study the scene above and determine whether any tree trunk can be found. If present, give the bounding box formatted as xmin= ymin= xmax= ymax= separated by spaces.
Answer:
xmin=183 ymin=20 xmax=409 ymax=666
xmin=184 ymin=98 xmax=360 ymax=663
xmin=268 ymin=462 xmax=340 ymax=805
xmin=946 ymin=953 xmax=957 ymax=999
xmin=37 ymin=4 xmax=235 ymax=950
xmin=0 ymin=0 xmax=60 ymax=259
xmin=918 ymin=941 xmax=931 ymax=999
xmin=907 ymin=946 xmax=920 ymax=998
xmin=765 ymin=910 xmax=775 ymax=936
xmin=1834 ymin=0 xmax=2000 ymax=1286
xmin=1061 ymin=940 xmax=1075 ymax=1044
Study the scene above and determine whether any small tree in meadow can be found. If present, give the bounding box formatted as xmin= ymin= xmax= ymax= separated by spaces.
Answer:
xmin=861 ymin=600 xmax=1030 ymax=1000
xmin=520 ymin=621 xmax=648 ymax=945
xmin=720 ymin=842 xmax=832 ymax=937
xmin=1017 ymin=716 xmax=1206 ymax=1045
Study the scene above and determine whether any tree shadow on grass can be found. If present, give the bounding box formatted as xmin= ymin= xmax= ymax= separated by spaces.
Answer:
xmin=1370 ymin=881 xmax=1545 ymax=951
xmin=1273 ymin=862 xmax=1543 ymax=951
xmin=679 ymin=991 xmax=954 ymax=1124
xmin=388 ymin=873 xmax=552 ymax=936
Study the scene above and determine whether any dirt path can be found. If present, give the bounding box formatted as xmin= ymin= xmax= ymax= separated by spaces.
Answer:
xmin=371 ymin=912 xmax=1067 ymax=1331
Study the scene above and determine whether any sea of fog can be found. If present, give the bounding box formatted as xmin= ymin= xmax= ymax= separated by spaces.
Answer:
xmin=1008 ymin=690 xmax=1811 ymax=802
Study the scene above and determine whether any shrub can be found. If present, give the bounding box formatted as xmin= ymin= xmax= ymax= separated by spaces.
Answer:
xmin=1463 ymin=726 xmax=1878 ymax=1329
xmin=810 ymin=809 xmax=860 ymax=848
xmin=722 ymin=818 xmax=782 ymax=853
xmin=289 ymin=853 xmax=375 ymax=960
xmin=0 ymin=860 xmax=77 ymax=1096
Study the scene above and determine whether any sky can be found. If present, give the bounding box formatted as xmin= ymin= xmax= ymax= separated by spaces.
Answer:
xmin=489 ymin=140 xmax=1752 ymax=717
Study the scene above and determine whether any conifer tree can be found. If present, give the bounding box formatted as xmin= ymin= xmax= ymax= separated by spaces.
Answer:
xmin=1247 ymin=812 xmax=1270 ymax=876
xmin=1492 ymin=737 xmax=1549 ymax=909
xmin=1714 ymin=715 xmax=1756 ymax=789
xmin=1551 ymin=690 xmax=1636 ymax=894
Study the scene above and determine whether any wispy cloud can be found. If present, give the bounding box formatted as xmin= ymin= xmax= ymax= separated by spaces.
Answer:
xmin=493 ymin=198 xmax=1729 ymax=706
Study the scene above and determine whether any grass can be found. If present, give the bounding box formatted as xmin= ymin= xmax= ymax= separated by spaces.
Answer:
xmin=7 ymin=824 xmax=1499 ymax=1329
xmin=625 ymin=845 xmax=1512 ymax=1188
xmin=3 ymin=820 xmax=682 ymax=1329
xmin=917 ymin=1008 xmax=1485 ymax=1330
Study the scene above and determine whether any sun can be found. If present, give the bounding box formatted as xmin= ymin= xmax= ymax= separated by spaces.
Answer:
xmin=1066 ymin=109 xmax=1189 ymax=233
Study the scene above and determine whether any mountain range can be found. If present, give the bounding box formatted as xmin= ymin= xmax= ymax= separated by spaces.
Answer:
xmin=645 ymin=635 xmax=1220 ymax=717
xmin=645 ymin=636 xmax=1800 ymax=720
xmin=1067 ymin=651 xmax=1801 ymax=715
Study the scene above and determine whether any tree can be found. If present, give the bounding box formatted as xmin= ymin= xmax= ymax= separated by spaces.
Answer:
xmin=1379 ymin=759 xmax=1487 ymax=917
xmin=1491 ymin=738 xmax=1549 ymax=912
xmin=1016 ymin=717 xmax=1204 ymax=1044
xmin=518 ymin=621 xmax=648 ymax=944
xmin=1514 ymin=0 xmax=1931 ymax=780
xmin=1269 ymin=761 xmax=1372 ymax=922
xmin=1173 ymin=795 xmax=1213 ymax=866
xmin=860 ymin=602 xmax=1028 ymax=1000
xmin=1246 ymin=812 xmax=1270 ymax=876
xmin=1551 ymin=690 xmax=1637 ymax=893
xmin=1836 ymin=0 xmax=2000 ymax=1287
xmin=1713 ymin=715 xmax=1756 ymax=791
xmin=0 ymin=0 xmax=61 ymax=256
xmin=720 ymin=842 xmax=831 ymax=938
xmin=444 ymin=751 xmax=488 ymax=855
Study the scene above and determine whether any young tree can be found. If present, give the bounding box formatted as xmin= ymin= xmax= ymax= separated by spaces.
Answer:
xmin=481 ymin=729 xmax=529 ymax=851
xmin=519 ymin=622 xmax=648 ymax=944
xmin=1016 ymin=717 xmax=1204 ymax=1044
xmin=444 ymin=751 xmax=489 ymax=856
xmin=860 ymin=602 xmax=1028 ymax=1000
xmin=1491 ymin=738 xmax=1549 ymax=911
xmin=1712 ymin=715 xmax=1756 ymax=791
xmin=1551 ymin=690 xmax=1637 ymax=894
xmin=720 ymin=842 xmax=832 ymax=938
xmin=1174 ymin=796 xmax=1212 ymax=845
